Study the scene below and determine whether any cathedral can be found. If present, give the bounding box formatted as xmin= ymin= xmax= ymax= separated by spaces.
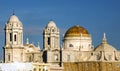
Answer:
xmin=3 ymin=14 xmax=120 ymax=71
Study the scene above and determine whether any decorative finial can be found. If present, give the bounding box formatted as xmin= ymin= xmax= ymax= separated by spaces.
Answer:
xmin=13 ymin=9 xmax=15 ymax=15
xmin=26 ymin=38 xmax=29 ymax=44
xmin=103 ymin=33 xmax=106 ymax=39
xmin=37 ymin=42 xmax=40 ymax=49
xmin=50 ymin=19 xmax=53 ymax=21
xmin=102 ymin=33 xmax=107 ymax=44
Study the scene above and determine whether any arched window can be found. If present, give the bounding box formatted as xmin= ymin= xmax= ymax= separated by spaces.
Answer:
xmin=52 ymin=29 xmax=55 ymax=32
xmin=39 ymin=66 xmax=42 ymax=71
xmin=48 ymin=37 xmax=50 ymax=45
xmin=14 ymin=34 xmax=16 ymax=41
xmin=69 ymin=44 xmax=73 ymax=47
xmin=29 ymin=56 xmax=32 ymax=62
xmin=10 ymin=33 xmax=12 ymax=41
xmin=91 ymin=53 xmax=93 ymax=56
xmin=33 ymin=68 xmax=36 ymax=71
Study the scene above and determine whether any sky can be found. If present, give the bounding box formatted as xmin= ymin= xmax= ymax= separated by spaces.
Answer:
xmin=0 ymin=0 xmax=120 ymax=59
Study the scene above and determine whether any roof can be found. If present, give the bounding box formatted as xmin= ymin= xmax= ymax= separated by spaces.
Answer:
xmin=95 ymin=33 xmax=117 ymax=52
xmin=46 ymin=20 xmax=56 ymax=28
xmin=95 ymin=43 xmax=117 ymax=52
xmin=8 ymin=15 xmax=19 ymax=22
xmin=5 ymin=14 xmax=23 ymax=28
xmin=64 ymin=25 xmax=89 ymax=37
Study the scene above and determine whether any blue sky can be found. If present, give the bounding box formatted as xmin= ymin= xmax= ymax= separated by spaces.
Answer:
xmin=0 ymin=0 xmax=120 ymax=59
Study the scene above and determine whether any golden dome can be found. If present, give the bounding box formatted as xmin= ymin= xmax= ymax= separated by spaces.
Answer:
xmin=64 ymin=25 xmax=89 ymax=37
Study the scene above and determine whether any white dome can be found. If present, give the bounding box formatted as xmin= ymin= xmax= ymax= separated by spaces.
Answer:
xmin=95 ymin=43 xmax=117 ymax=52
xmin=6 ymin=14 xmax=23 ymax=28
xmin=8 ymin=15 xmax=19 ymax=22
xmin=95 ymin=33 xmax=117 ymax=52
xmin=47 ymin=21 xmax=56 ymax=27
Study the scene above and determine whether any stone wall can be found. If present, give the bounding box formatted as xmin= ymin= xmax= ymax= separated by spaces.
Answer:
xmin=63 ymin=62 xmax=120 ymax=71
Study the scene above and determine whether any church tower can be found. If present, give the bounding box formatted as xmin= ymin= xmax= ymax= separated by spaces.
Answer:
xmin=4 ymin=14 xmax=24 ymax=63
xmin=43 ymin=20 xmax=60 ymax=50
xmin=43 ymin=20 xmax=61 ymax=66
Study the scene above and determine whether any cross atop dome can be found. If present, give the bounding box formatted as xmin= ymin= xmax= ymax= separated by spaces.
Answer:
xmin=12 ymin=9 xmax=15 ymax=15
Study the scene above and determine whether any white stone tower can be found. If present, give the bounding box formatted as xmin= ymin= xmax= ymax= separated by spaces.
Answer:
xmin=43 ymin=20 xmax=61 ymax=66
xmin=4 ymin=14 xmax=24 ymax=63
xmin=43 ymin=20 xmax=60 ymax=50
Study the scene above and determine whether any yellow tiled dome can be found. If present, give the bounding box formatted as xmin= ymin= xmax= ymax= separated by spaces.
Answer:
xmin=64 ymin=25 xmax=89 ymax=37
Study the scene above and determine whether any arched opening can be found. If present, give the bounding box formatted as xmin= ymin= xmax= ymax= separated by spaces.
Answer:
xmin=10 ymin=33 xmax=12 ymax=41
xmin=14 ymin=34 xmax=17 ymax=41
xmin=48 ymin=37 xmax=50 ymax=45
xmin=69 ymin=44 xmax=73 ymax=47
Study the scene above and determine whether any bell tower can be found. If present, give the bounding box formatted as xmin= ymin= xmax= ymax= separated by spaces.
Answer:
xmin=43 ymin=20 xmax=60 ymax=50
xmin=5 ymin=14 xmax=23 ymax=47
xmin=4 ymin=14 xmax=24 ymax=63
xmin=43 ymin=21 xmax=61 ymax=66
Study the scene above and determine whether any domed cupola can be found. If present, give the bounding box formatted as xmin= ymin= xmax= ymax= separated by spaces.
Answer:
xmin=8 ymin=15 xmax=19 ymax=22
xmin=94 ymin=33 xmax=117 ymax=61
xmin=63 ymin=25 xmax=93 ymax=51
xmin=64 ymin=25 xmax=89 ymax=37
xmin=46 ymin=20 xmax=56 ymax=28
xmin=5 ymin=14 xmax=23 ymax=29
xmin=95 ymin=33 xmax=117 ymax=52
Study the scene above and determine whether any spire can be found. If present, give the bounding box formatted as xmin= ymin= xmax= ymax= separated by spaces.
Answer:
xmin=37 ymin=42 xmax=40 ymax=49
xmin=102 ymin=33 xmax=107 ymax=44
xmin=26 ymin=38 xmax=29 ymax=44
